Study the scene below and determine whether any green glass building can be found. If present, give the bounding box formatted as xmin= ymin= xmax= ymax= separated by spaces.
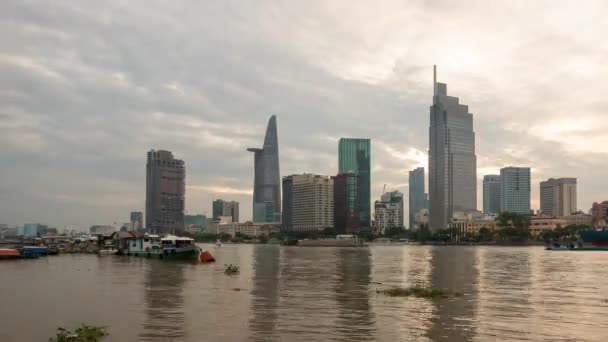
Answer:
xmin=339 ymin=138 xmax=371 ymax=228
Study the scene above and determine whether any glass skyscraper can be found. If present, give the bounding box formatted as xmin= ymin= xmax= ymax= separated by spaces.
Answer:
xmin=408 ymin=167 xmax=427 ymax=229
xmin=332 ymin=172 xmax=360 ymax=234
xmin=483 ymin=175 xmax=502 ymax=214
xmin=248 ymin=115 xmax=281 ymax=223
xmin=429 ymin=66 xmax=477 ymax=231
xmin=500 ymin=167 xmax=531 ymax=215
xmin=339 ymin=138 xmax=371 ymax=228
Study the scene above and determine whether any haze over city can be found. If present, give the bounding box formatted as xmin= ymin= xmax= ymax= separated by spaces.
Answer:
xmin=2 ymin=1 xmax=607 ymax=229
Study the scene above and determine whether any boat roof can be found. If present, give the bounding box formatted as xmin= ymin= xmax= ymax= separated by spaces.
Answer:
xmin=161 ymin=234 xmax=194 ymax=241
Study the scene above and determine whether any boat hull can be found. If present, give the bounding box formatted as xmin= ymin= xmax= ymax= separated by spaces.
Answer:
xmin=128 ymin=246 xmax=201 ymax=259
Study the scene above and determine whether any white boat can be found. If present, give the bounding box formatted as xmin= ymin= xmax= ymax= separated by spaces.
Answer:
xmin=216 ymin=239 xmax=223 ymax=247
xmin=99 ymin=248 xmax=118 ymax=256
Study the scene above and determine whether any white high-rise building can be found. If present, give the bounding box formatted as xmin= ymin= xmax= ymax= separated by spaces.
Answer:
xmin=540 ymin=178 xmax=577 ymax=217
xmin=428 ymin=66 xmax=477 ymax=231
xmin=500 ymin=167 xmax=531 ymax=215
xmin=282 ymin=174 xmax=334 ymax=232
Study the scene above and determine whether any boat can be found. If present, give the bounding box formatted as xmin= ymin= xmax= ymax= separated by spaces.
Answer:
xmin=98 ymin=248 xmax=119 ymax=256
xmin=126 ymin=235 xmax=201 ymax=259
xmin=296 ymin=234 xmax=366 ymax=247
xmin=216 ymin=239 xmax=223 ymax=247
xmin=0 ymin=249 xmax=22 ymax=260
xmin=20 ymin=246 xmax=49 ymax=257
xmin=546 ymin=230 xmax=608 ymax=251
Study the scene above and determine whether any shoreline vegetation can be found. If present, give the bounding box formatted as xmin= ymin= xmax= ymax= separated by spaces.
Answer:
xmin=181 ymin=212 xmax=589 ymax=246
xmin=376 ymin=286 xmax=463 ymax=299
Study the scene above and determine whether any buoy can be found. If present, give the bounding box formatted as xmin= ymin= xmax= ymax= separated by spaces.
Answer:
xmin=200 ymin=250 xmax=215 ymax=263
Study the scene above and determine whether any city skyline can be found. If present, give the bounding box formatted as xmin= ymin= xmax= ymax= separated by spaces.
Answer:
xmin=2 ymin=2 xmax=608 ymax=228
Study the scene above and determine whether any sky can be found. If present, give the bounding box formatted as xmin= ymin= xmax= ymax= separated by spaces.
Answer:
xmin=1 ymin=1 xmax=608 ymax=230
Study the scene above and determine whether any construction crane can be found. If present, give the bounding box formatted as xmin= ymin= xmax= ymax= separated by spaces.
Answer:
xmin=382 ymin=184 xmax=386 ymax=195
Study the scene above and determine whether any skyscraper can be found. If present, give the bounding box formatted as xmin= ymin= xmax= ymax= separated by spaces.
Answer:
xmin=428 ymin=66 xmax=477 ymax=230
xmin=339 ymin=138 xmax=371 ymax=228
xmin=374 ymin=191 xmax=404 ymax=235
xmin=281 ymin=174 xmax=334 ymax=232
xmin=483 ymin=175 xmax=501 ymax=215
xmin=130 ymin=211 xmax=143 ymax=231
xmin=540 ymin=178 xmax=577 ymax=217
xmin=212 ymin=199 xmax=240 ymax=223
xmin=500 ymin=167 xmax=531 ymax=215
xmin=248 ymin=115 xmax=281 ymax=223
xmin=408 ymin=167 xmax=427 ymax=229
xmin=332 ymin=173 xmax=360 ymax=234
xmin=146 ymin=150 xmax=185 ymax=234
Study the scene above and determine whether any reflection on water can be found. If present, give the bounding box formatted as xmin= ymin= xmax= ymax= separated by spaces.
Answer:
xmin=2 ymin=245 xmax=608 ymax=341
xmin=334 ymin=248 xmax=375 ymax=341
xmin=249 ymin=246 xmax=280 ymax=341
xmin=426 ymin=247 xmax=478 ymax=342
xmin=139 ymin=260 xmax=186 ymax=341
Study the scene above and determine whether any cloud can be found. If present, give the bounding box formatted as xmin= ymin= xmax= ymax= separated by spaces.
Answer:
xmin=1 ymin=0 xmax=607 ymax=228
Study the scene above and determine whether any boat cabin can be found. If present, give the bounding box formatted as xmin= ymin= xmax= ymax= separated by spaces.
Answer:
xmin=128 ymin=235 xmax=162 ymax=255
xmin=161 ymin=235 xmax=195 ymax=249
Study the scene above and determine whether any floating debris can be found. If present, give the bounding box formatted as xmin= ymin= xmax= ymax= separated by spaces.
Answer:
xmin=224 ymin=264 xmax=240 ymax=275
xmin=376 ymin=286 xmax=461 ymax=299
xmin=50 ymin=323 xmax=108 ymax=342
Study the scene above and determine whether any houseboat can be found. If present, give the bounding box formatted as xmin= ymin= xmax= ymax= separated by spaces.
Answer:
xmin=20 ymin=246 xmax=48 ymax=257
xmin=126 ymin=235 xmax=201 ymax=260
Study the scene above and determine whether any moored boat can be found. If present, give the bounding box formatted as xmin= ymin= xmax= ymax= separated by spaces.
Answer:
xmin=0 ymin=249 xmax=22 ymax=260
xmin=98 ymin=248 xmax=119 ymax=256
xmin=126 ymin=235 xmax=200 ymax=260
xmin=20 ymin=246 xmax=48 ymax=257
xmin=546 ymin=230 xmax=608 ymax=251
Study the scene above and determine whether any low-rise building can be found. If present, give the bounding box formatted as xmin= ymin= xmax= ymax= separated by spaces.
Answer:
xmin=413 ymin=208 xmax=429 ymax=230
xmin=213 ymin=222 xmax=280 ymax=238
xmin=559 ymin=213 xmax=593 ymax=227
xmin=528 ymin=216 xmax=567 ymax=236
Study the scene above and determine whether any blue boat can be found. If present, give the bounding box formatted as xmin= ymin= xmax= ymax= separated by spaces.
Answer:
xmin=546 ymin=231 xmax=608 ymax=251
xmin=20 ymin=246 xmax=49 ymax=257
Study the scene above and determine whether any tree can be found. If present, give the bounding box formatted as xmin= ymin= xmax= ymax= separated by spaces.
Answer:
xmin=258 ymin=234 xmax=269 ymax=244
xmin=384 ymin=227 xmax=407 ymax=238
xmin=322 ymin=227 xmax=337 ymax=237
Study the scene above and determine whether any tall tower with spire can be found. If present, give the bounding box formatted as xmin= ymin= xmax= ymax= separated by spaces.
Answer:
xmin=428 ymin=66 xmax=477 ymax=231
xmin=247 ymin=115 xmax=281 ymax=223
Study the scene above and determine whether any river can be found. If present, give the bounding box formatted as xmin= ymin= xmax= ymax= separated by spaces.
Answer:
xmin=1 ymin=245 xmax=607 ymax=341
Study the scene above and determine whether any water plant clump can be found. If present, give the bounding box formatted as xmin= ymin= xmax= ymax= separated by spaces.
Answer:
xmin=49 ymin=323 xmax=108 ymax=342
xmin=377 ymin=286 xmax=460 ymax=299
xmin=224 ymin=264 xmax=240 ymax=275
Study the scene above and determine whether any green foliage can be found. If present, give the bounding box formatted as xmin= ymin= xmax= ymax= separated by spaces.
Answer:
xmin=495 ymin=212 xmax=531 ymax=242
xmin=384 ymin=227 xmax=407 ymax=238
xmin=257 ymin=234 xmax=269 ymax=244
xmin=321 ymin=227 xmax=337 ymax=237
xmin=192 ymin=232 xmax=219 ymax=242
xmin=49 ymin=324 xmax=107 ymax=342
xmin=357 ymin=229 xmax=375 ymax=241
xmin=540 ymin=224 xmax=589 ymax=241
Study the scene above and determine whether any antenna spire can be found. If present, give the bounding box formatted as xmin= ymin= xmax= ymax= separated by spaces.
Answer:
xmin=433 ymin=65 xmax=437 ymax=96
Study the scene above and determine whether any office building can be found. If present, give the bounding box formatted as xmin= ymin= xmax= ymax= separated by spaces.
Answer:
xmin=339 ymin=138 xmax=371 ymax=228
xmin=540 ymin=178 xmax=577 ymax=216
xmin=381 ymin=190 xmax=404 ymax=228
xmin=247 ymin=115 xmax=281 ymax=223
xmin=146 ymin=150 xmax=185 ymax=234
xmin=212 ymin=199 xmax=239 ymax=223
xmin=409 ymin=167 xmax=427 ymax=229
xmin=374 ymin=192 xmax=404 ymax=235
xmin=90 ymin=225 xmax=115 ymax=235
xmin=282 ymin=174 xmax=333 ymax=232
xmin=130 ymin=211 xmax=143 ymax=231
xmin=18 ymin=223 xmax=47 ymax=237
xmin=483 ymin=175 xmax=501 ymax=214
xmin=184 ymin=214 xmax=207 ymax=228
xmin=429 ymin=66 xmax=477 ymax=231
xmin=500 ymin=167 xmax=531 ymax=215
xmin=332 ymin=173 xmax=360 ymax=234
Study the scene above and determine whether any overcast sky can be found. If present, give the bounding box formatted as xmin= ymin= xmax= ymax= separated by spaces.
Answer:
xmin=1 ymin=1 xmax=607 ymax=229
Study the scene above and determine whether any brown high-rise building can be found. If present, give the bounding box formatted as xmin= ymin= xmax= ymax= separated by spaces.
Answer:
xmin=332 ymin=173 xmax=360 ymax=234
xmin=146 ymin=150 xmax=185 ymax=234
